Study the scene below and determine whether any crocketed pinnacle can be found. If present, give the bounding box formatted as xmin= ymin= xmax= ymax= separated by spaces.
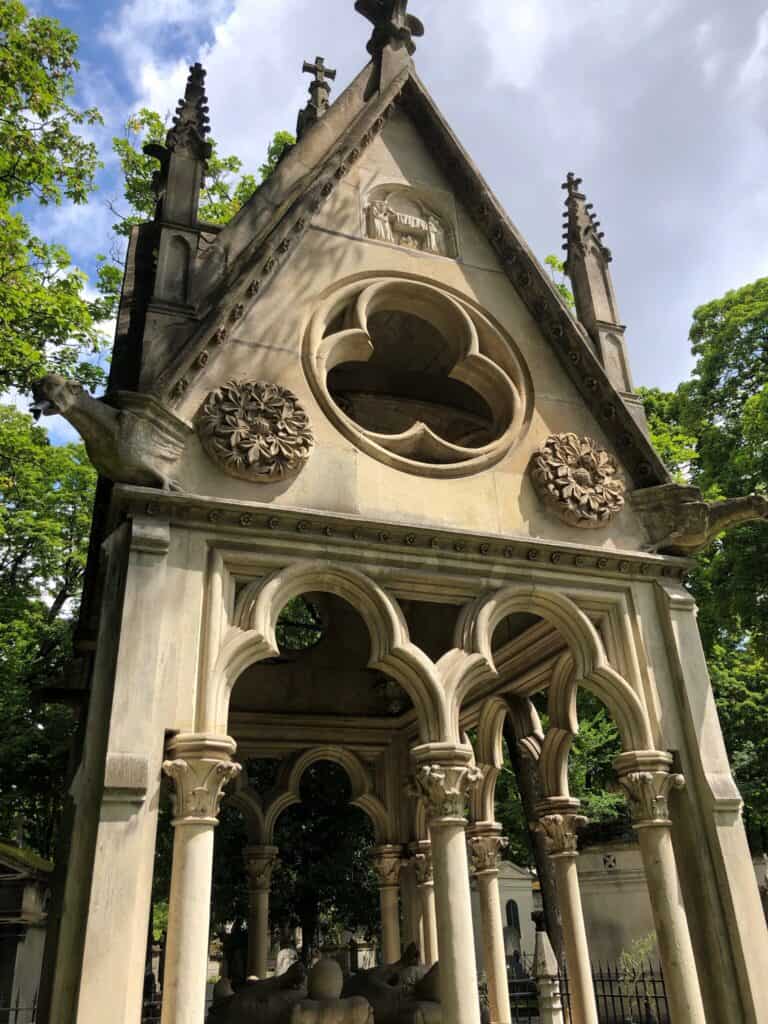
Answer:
xmin=355 ymin=0 xmax=425 ymax=57
xmin=166 ymin=62 xmax=213 ymax=160
xmin=561 ymin=171 xmax=612 ymax=273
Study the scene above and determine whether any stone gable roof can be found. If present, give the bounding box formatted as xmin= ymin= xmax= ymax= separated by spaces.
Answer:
xmin=152 ymin=57 xmax=669 ymax=490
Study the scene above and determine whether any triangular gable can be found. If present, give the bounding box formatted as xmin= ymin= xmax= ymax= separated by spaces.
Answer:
xmin=152 ymin=58 xmax=668 ymax=490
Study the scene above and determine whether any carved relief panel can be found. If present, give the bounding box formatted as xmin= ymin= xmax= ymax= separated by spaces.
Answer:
xmin=363 ymin=184 xmax=458 ymax=258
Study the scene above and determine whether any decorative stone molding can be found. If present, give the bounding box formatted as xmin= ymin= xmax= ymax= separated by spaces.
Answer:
xmin=617 ymin=770 xmax=685 ymax=829
xmin=197 ymin=380 xmax=314 ymax=483
xmin=372 ymin=845 xmax=405 ymax=888
xmin=244 ymin=845 xmax=279 ymax=892
xmin=530 ymin=433 xmax=626 ymax=528
xmin=468 ymin=829 xmax=509 ymax=875
xmin=409 ymin=841 xmax=433 ymax=886
xmin=412 ymin=763 xmax=483 ymax=821
xmin=533 ymin=813 xmax=588 ymax=858
xmin=162 ymin=734 xmax=240 ymax=826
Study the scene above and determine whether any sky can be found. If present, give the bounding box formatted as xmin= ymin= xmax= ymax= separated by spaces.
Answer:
xmin=33 ymin=0 xmax=768 ymax=401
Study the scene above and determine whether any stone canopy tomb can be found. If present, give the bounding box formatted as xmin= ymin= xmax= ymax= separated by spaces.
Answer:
xmin=33 ymin=4 xmax=768 ymax=1024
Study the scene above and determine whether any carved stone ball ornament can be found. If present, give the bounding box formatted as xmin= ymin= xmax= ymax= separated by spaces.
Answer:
xmin=198 ymin=380 xmax=314 ymax=483
xmin=530 ymin=432 xmax=626 ymax=528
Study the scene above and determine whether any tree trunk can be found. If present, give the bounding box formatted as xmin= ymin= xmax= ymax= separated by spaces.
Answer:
xmin=503 ymin=723 xmax=564 ymax=964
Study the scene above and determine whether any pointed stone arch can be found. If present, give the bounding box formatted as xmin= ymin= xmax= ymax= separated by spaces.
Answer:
xmin=262 ymin=746 xmax=390 ymax=845
xmin=450 ymin=583 xmax=654 ymax=752
xmin=207 ymin=559 xmax=448 ymax=740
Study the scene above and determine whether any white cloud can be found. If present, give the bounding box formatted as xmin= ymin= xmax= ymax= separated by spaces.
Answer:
xmin=738 ymin=9 xmax=768 ymax=90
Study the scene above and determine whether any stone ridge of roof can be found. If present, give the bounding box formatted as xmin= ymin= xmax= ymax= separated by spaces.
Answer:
xmin=0 ymin=841 xmax=53 ymax=876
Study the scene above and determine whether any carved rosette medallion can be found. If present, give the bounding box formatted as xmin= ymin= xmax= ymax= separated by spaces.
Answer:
xmin=244 ymin=845 xmax=280 ymax=893
xmin=412 ymin=763 xmax=483 ymax=821
xmin=198 ymin=381 xmax=314 ymax=483
xmin=618 ymin=770 xmax=685 ymax=829
xmin=372 ymin=845 xmax=405 ymax=888
xmin=533 ymin=813 xmax=588 ymax=859
xmin=468 ymin=831 xmax=509 ymax=875
xmin=162 ymin=756 xmax=241 ymax=826
xmin=530 ymin=433 xmax=626 ymax=528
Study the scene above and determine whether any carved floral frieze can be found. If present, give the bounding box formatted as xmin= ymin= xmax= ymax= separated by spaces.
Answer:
xmin=198 ymin=381 xmax=314 ymax=483
xmin=530 ymin=433 xmax=626 ymax=528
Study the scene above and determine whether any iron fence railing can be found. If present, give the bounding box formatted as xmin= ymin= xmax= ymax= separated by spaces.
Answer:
xmin=0 ymin=1005 xmax=37 ymax=1024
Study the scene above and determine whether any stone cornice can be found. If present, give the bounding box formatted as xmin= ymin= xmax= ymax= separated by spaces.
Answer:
xmin=113 ymin=486 xmax=691 ymax=584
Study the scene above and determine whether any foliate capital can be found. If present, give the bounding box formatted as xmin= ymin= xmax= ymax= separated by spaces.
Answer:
xmin=533 ymin=812 xmax=587 ymax=859
xmin=244 ymin=845 xmax=279 ymax=892
xmin=162 ymin=734 xmax=240 ymax=826
xmin=411 ymin=762 xmax=483 ymax=822
xmin=409 ymin=841 xmax=433 ymax=886
xmin=372 ymin=845 xmax=404 ymax=888
xmin=618 ymin=770 xmax=685 ymax=828
xmin=468 ymin=828 xmax=508 ymax=875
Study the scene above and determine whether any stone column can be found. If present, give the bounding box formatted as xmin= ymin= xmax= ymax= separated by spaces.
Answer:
xmin=468 ymin=825 xmax=512 ymax=1024
xmin=372 ymin=845 xmax=404 ymax=964
xmin=616 ymin=753 xmax=706 ymax=1024
xmin=244 ymin=845 xmax=279 ymax=979
xmin=412 ymin=747 xmax=483 ymax=1024
xmin=534 ymin=799 xmax=598 ymax=1024
xmin=399 ymin=857 xmax=422 ymax=953
xmin=411 ymin=841 xmax=438 ymax=967
xmin=534 ymin=922 xmax=565 ymax=1024
xmin=161 ymin=734 xmax=241 ymax=1024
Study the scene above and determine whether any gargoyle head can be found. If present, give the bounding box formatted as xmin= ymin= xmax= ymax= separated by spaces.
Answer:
xmin=30 ymin=374 xmax=83 ymax=419
xmin=748 ymin=494 xmax=768 ymax=518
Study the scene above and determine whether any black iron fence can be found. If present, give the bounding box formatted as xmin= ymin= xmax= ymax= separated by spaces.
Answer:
xmin=506 ymin=957 xmax=670 ymax=1023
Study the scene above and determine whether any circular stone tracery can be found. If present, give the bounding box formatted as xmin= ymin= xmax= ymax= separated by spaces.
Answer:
xmin=198 ymin=380 xmax=314 ymax=483
xmin=304 ymin=276 xmax=532 ymax=477
xmin=530 ymin=432 xmax=626 ymax=528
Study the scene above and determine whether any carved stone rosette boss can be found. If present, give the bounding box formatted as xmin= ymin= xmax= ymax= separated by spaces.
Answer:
xmin=162 ymin=735 xmax=241 ymax=826
xmin=198 ymin=380 xmax=314 ymax=483
xmin=530 ymin=432 xmax=626 ymax=528
xmin=412 ymin=763 xmax=483 ymax=822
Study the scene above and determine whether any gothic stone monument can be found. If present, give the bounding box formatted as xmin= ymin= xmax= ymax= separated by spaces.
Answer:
xmin=35 ymin=4 xmax=768 ymax=1024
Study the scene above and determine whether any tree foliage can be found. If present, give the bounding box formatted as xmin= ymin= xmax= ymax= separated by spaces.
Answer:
xmin=0 ymin=406 xmax=96 ymax=854
xmin=640 ymin=277 xmax=768 ymax=848
xmin=0 ymin=1 xmax=109 ymax=393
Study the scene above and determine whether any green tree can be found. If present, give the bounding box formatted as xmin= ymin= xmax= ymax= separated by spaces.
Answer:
xmin=0 ymin=405 xmax=96 ymax=855
xmin=545 ymin=254 xmax=575 ymax=309
xmin=0 ymin=1 xmax=109 ymax=392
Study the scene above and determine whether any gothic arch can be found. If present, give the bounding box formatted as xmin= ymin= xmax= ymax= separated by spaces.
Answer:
xmin=206 ymin=559 xmax=448 ymax=740
xmin=450 ymin=583 xmax=654 ymax=752
xmin=262 ymin=746 xmax=390 ymax=844
xmin=470 ymin=695 xmax=544 ymax=824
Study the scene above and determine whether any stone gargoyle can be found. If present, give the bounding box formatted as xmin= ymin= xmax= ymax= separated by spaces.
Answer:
xmin=632 ymin=484 xmax=768 ymax=555
xmin=31 ymin=374 xmax=190 ymax=491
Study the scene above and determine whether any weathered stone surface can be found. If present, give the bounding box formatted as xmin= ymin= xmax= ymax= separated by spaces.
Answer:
xmin=632 ymin=483 xmax=768 ymax=554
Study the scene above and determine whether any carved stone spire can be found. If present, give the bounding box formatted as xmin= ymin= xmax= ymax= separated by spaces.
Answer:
xmin=297 ymin=56 xmax=337 ymax=139
xmin=144 ymin=63 xmax=213 ymax=227
xmin=167 ymin=62 xmax=212 ymax=159
xmin=561 ymin=172 xmax=634 ymax=397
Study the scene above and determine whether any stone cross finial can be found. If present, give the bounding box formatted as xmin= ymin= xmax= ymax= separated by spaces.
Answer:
xmin=297 ymin=55 xmax=337 ymax=138
xmin=355 ymin=0 xmax=425 ymax=56
xmin=303 ymin=56 xmax=337 ymax=86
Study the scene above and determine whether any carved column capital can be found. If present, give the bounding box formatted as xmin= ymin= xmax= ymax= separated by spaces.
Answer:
xmin=372 ymin=844 xmax=405 ymax=889
xmin=162 ymin=734 xmax=240 ymax=826
xmin=411 ymin=758 xmax=483 ymax=822
xmin=409 ymin=840 xmax=433 ymax=886
xmin=533 ymin=799 xmax=587 ymax=859
xmin=467 ymin=826 xmax=509 ymax=875
xmin=244 ymin=845 xmax=279 ymax=892
xmin=618 ymin=770 xmax=685 ymax=828
xmin=613 ymin=750 xmax=685 ymax=828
